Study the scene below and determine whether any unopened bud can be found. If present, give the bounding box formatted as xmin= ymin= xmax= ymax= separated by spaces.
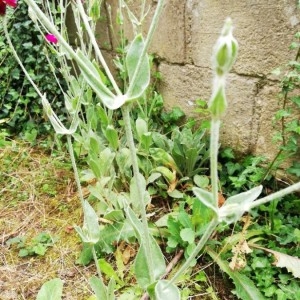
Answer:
xmin=213 ymin=18 xmax=238 ymax=76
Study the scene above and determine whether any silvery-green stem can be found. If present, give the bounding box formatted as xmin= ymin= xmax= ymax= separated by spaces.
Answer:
xmin=67 ymin=136 xmax=85 ymax=208
xmin=24 ymin=0 xmax=105 ymax=90
xmin=92 ymin=245 xmax=104 ymax=282
xmin=169 ymin=217 xmax=219 ymax=284
xmin=249 ymin=181 xmax=300 ymax=210
xmin=76 ymin=0 xmax=122 ymax=96
xmin=210 ymin=119 xmax=221 ymax=207
xmin=126 ymin=0 xmax=165 ymax=97
xmin=121 ymin=104 xmax=154 ymax=282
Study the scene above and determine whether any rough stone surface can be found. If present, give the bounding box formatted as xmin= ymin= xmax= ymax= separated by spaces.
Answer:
xmin=98 ymin=0 xmax=300 ymax=159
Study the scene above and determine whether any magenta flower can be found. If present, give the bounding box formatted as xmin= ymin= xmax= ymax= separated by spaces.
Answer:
xmin=45 ymin=33 xmax=58 ymax=44
xmin=0 ymin=0 xmax=17 ymax=16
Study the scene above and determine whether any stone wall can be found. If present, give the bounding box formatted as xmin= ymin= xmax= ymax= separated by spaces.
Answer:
xmin=100 ymin=0 xmax=300 ymax=159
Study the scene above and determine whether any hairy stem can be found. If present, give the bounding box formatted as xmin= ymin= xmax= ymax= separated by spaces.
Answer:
xmin=76 ymin=0 xmax=122 ymax=96
xmin=126 ymin=0 xmax=165 ymax=97
xmin=121 ymin=104 xmax=154 ymax=282
xmin=92 ymin=245 xmax=104 ymax=281
xmin=210 ymin=119 xmax=221 ymax=207
xmin=67 ymin=135 xmax=85 ymax=208
xmin=249 ymin=181 xmax=300 ymax=209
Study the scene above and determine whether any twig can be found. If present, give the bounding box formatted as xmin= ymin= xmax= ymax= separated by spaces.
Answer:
xmin=140 ymin=249 xmax=184 ymax=300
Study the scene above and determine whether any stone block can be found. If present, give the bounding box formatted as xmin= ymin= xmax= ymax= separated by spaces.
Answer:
xmin=102 ymin=0 xmax=185 ymax=63
xmin=158 ymin=63 xmax=260 ymax=153
xmin=188 ymin=0 xmax=299 ymax=76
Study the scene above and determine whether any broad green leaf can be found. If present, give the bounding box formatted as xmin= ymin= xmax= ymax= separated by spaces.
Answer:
xmin=150 ymin=148 xmax=180 ymax=174
xmin=134 ymin=235 xmax=166 ymax=288
xmin=98 ymin=258 xmax=124 ymax=285
xmin=130 ymin=174 xmax=150 ymax=211
xmin=105 ymin=125 xmax=119 ymax=150
xmin=152 ymin=166 xmax=176 ymax=184
xmin=136 ymin=118 xmax=148 ymax=140
xmin=98 ymin=148 xmax=116 ymax=176
xmin=192 ymin=187 xmax=218 ymax=215
xmin=89 ymin=276 xmax=108 ymax=300
xmin=76 ymin=50 xmax=126 ymax=109
xmin=125 ymin=206 xmax=143 ymax=241
xmin=207 ymin=248 xmax=266 ymax=300
xmin=33 ymin=244 xmax=47 ymax=256
xmin=147 ymin=172 xmax=162 ymax=184
xmin=107 ymin=278 xmax=116 ymax=300
xmin=194 ymin=175 xmax=210 ymax=188
xmin=36 ymin=278 xmax=63 ymax=300
xmin=140 ymin=132 xmax=153 ymax=152
xmin=219 ymin=185 xmax=263 ymax=224
xmin=167 ymin=189 xmax=184 ymax=199
xmin=154 ymin=280 xmax=180 ymax=300
xmin=178 ymin=209 xmax=193 ymax=229
xmin=180 ymin=228 xmax=195 ymax=244
xmin=126 ymin=34 xmax=150 ymax=100
xmin=75 ymin=201 xmax=100 ymax=244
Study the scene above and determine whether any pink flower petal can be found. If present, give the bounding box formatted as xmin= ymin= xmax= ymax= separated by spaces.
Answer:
xmin=4 ymin=0 xmax=17 ymax=8
xmin=0 ymin=2 xmax=6 ymax=15
xmin=45 ymin=33 xmax=58 ymax=44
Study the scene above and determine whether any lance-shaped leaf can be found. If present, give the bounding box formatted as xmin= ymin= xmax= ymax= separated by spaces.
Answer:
xmin=219 ymin=185 xmax=263 ymax=224
xmin=89 ymin=276 xmax=108 ymax=300
xmin=42 ymin=95 xmax=79 ymax=135
xmin=192 ymin=187 xmax=218 ymax=215
xmin=154 ymin=280 xmax=181 ymax=300
xmin=125 ymin=206 xmax=166 ymax=288
xmin=126 ymin=34 xmax=150 ymax=100
xmin=74 ymin=200 xmax=101 ymax=244
xmin=207 ymin=248 xmax=266 ymax=300
xmin=134 ymin=235 xmax=166 ymax=289
xmin=36 ymin=278 xmax=63 ymax=300
xmin=76 ymin=50 xmax=126 ymax=109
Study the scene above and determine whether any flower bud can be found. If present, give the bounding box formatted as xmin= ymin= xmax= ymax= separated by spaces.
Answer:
xmin=213 ymin=18 xmax=238 ymax=76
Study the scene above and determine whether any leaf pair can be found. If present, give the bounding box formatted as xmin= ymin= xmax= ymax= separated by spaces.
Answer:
xmin=77 ymin=34 xmax=150 ymax=110
xmin=193 ymin=185 xmax=263 ymax=224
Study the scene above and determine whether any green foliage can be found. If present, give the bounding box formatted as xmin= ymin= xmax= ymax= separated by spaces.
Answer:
xmin=269 ymin=31 xmax=300 ymax=178
xmin=219 ymin=148 xmax=268 ymax=195
xmin=165 ymin=198 xmax=213 ymax=263
xmin=6 ymin=232 xmax=55 ymax=257
xmin=36 ymin=278 xmax=63 ymax=300
xmin=0 ymin=0 xmax=66 ymax=135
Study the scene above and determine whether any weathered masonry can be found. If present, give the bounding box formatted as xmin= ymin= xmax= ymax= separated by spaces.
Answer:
xmin=96 ymin=0 xmax=300 ymax=160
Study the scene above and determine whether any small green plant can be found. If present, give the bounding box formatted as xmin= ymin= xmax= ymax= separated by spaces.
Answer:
xmin=6 ymin=232 xmax=55 ymax=257
xmin=266 ymin=31 xmax=300 ymax=179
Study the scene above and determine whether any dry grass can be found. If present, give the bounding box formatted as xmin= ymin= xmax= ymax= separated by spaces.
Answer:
xmin=0 ymin=140 xmax=96 ymax=299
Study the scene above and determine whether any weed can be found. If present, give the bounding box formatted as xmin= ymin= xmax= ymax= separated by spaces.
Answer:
xmin=6 ymin=232 xmax=55 ymax=257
